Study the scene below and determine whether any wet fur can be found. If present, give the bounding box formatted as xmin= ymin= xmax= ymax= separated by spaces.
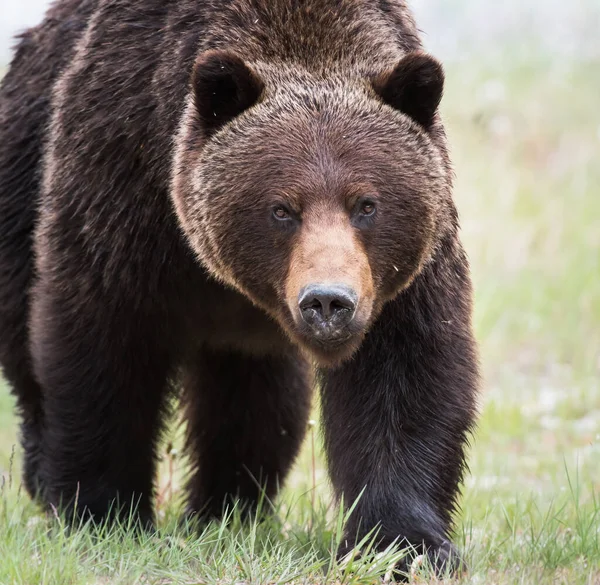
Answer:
xmin=0 ymin=0 xmax=479 ymax=574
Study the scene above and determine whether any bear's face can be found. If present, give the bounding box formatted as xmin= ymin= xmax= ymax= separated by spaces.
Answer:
xmin=172 ymin=51 xmax=450 ymax=366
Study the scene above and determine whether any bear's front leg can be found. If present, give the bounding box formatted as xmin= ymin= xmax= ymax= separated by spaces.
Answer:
xmin=319 ymin=256 xmax=479 ymax=575
xmin=29 ymin=266 xmax=180 ymax=528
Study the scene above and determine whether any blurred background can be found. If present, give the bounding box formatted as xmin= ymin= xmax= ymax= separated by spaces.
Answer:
xmin=0 ymin=1 xmax=599 ymax=582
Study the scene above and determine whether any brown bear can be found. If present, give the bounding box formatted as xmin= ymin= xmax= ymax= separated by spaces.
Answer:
xmin=0 ymin=0 xmax=479 ymax=575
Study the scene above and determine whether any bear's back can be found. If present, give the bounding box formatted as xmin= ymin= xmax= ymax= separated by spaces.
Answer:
xmin=0 ymin=0 xmax=96 ymax=225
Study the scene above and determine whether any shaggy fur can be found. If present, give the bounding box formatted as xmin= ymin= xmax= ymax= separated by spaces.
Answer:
xmin=0 ymin=0 xmax=479 ymax=574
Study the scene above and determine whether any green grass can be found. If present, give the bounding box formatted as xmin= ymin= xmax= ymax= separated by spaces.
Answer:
xmin=1 ymin=54 xmax=599 ymax=584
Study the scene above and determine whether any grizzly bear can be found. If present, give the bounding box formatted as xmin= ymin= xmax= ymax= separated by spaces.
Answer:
xmin=0 ymin=0 xmax=479 ymax=574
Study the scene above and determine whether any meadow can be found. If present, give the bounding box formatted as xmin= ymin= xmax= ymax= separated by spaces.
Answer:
xmin=1 ymin=50 xmax=599 ymax=584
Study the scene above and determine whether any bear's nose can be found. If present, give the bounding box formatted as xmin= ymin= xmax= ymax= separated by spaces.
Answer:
xmin=298 ymin=284 xmax=357 ymax=332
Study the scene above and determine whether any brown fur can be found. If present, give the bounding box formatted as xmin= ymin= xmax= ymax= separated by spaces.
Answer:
xmin=0 ymin=0 xmax=479 ymax=577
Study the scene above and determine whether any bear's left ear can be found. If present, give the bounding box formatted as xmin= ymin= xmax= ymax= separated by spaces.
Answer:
xmin=192 ymin=49 xmax=264 ymax=137
xmin=372 ymin=52 xmax=444 ymax=130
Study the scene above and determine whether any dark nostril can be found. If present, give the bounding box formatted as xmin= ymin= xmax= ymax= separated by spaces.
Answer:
xmin=303 ymin=297 xmax=323 ymax=311
xmin=330 ymin=298 xmax=350 ymax=312
xmin=298 ymin=284 xmax=357 ymax=322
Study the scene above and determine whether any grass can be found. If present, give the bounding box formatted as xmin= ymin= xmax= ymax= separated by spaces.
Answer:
xmin=1 ymin=52 xmax=599 ymax=584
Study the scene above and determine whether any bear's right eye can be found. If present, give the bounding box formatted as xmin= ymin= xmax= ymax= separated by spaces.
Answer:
xmin=273 ymin=206 xmax=291 ymax=221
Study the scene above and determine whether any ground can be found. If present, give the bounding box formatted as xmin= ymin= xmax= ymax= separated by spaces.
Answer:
xmin=1 ymin=50 xmax=599 ymax=584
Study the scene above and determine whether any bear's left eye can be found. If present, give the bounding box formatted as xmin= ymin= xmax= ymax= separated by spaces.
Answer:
xmin=351 ymin=197 xmax=378 ymax=229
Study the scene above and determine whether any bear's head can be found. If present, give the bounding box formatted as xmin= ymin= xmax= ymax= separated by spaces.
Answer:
xmin=172 ymin=49 xmax=453 ymax=366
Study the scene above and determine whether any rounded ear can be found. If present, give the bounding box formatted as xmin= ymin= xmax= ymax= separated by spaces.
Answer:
xmin=191 ymin=49 xmax=264 ymax=137
xmin=372 ymin=52 xmax=444 ymax=129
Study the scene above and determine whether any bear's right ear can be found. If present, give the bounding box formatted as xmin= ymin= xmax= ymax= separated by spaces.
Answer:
xmin=192 ymin=49 xmax=264 ymax=137
xmin=372 ymin=52 xmax=444 ymax=130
